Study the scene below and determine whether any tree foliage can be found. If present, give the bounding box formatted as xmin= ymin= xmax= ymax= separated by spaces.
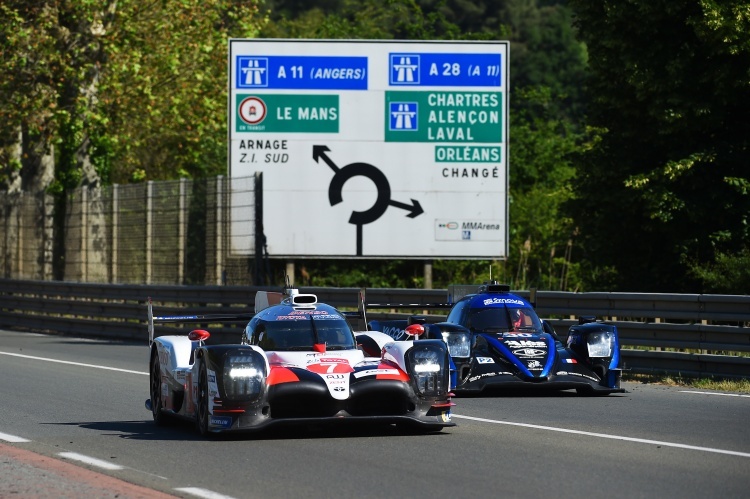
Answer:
xmin=0 ymin=0 xmax=265 ymax=190
xmin=259 ymin=0 xmax=587 ymax=291
xmin=566 ymin=0 xmax=750 ymax=292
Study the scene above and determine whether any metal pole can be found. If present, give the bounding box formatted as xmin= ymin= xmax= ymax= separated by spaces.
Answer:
xmin=286 ymin=261 xmax=295 ymax=287
xmin=423 ymin=260 xmax=433 ymax=289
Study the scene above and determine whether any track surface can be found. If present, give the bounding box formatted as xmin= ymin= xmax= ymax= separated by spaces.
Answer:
xmin=1 ymin=330 xmax=748 ymax=498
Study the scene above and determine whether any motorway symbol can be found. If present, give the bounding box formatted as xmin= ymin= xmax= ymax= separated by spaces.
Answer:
xmin=390 ymin=54 xmax=420 ymax=84
xmin=237 ymin=57 xmax=269 ymax=87
xmin=312 ymin=145 xmax=423 ymax=255
xmin=389 ymin=102 xmax=418 ymax=131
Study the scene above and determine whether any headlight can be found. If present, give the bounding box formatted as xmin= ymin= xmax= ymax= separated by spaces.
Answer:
xmin=407 ymin=343 xmax=448 ymax=396
xmin=223 ymin=351 xmax=265 ymax=401
xmin=442 ymin=332 xmax=471 ymax=357
xmin=586 ymin=332 xmax=613 ymax=358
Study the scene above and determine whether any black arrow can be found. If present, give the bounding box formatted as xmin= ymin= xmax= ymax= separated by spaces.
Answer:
xmin=312 ymin=145 xmax=338 ymax=173
xmin=328 ymin=162 xmax=391 ymax=226
xmin=389 ymin=199 xmax=423 ymax=218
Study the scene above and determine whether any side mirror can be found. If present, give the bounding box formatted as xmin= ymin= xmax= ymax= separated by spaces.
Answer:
xmin=188 ymin=329 xmax=211 ymax=342
xmin=405 ymin=323 xmax=425 ymax=338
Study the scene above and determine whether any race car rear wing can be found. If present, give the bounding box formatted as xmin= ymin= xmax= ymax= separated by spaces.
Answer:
xmin=356 ymin=282 xmax=537 ymax=331
xmin=147 ymin=297 xmax=255 ymax=346
xmin=147 ymin=285 xmax=319 ymax=345
xmin=363 ymin=282 xmax=536 ymax=311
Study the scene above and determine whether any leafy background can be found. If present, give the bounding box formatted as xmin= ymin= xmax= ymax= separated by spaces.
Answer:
xmin=1 ymin=0 xmax=748 ymax=292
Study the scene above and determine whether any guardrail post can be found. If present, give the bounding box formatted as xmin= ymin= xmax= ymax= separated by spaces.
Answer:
xmin=111 ymin=184 xmax=119 ymax=283
xmin=146 ymin=181 xmax=153 ymax=285
xmin=81 ymin=187 xmax=88 ymax=282
xmin=216 ymin=176 xmax=224 ymax=285
xmin=178 ymin=178 xmax=187 ymax=285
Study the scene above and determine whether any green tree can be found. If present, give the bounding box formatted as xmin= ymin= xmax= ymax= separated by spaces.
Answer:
xmin=261 ymin=0 xmax=460 ymax=40
xmin=567 ymin=0 xmax=750 ymax=292
xmin=260 ymin=0 xmax=588 ymax=290
xmin=0 ymin=0 xmax=265 ymax=279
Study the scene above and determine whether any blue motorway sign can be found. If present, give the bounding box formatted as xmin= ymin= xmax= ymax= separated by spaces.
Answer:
xmin=236 ymin=55 xmax=368 ymax=90
xmin=389 ymin=52 xmax=501 ymax=87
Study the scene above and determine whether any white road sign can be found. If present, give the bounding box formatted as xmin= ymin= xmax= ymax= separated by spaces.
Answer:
xmin=228 ymin=39 xmax=509 ymax=259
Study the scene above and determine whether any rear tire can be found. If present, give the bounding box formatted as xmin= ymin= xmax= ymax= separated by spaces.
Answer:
xmin=150 ymin=351 xmax=169 ymax=425
xmin=196 ymin=362 xmax=210 ymax=436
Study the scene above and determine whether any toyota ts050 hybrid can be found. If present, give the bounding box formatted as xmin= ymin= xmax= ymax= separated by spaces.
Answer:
xmin=146 ymin=286 xmax=454 ymax=435
xmin=366 ymin=281 xmax=625 ymax=396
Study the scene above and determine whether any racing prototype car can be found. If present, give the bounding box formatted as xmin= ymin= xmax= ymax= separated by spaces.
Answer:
xmin=367 ymin=281 xmax=624 ymax=395
xmin=146 ymin=286 xmax=454 ymax=435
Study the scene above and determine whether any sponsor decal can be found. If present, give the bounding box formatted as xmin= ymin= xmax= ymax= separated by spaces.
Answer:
xmin=441 ymin=411 xmax=452 ymax=423
xmin=210 ymin=415 xmax=233 ymax=428
xmin=319 ymin=358 xmax=349 ymax=364
xmin=526 ymin=360 xmax=543 ymax=370
xmin=381 ymin=326 xmax=407 ymax=340
xmin=277 ymin=311 xmax=343 ymax=320
xmin=276 ymin=315 xmax=307 ymax=320
xmin=563 ymin=358 xmax=578 ymax=364
xmin=504 ymin=340 xmax=546 ymax=348
xmin=321 ymin=368 xmax=351 ymax=399
xmin=512 ymin=348 xmax=546 ymax=358
xmin=475 ymin=357 xmax=495 ymax=364
xmin=483 ymin=297 xmax=525 ymax=306
xmin=565 ymin=371 xmax=599 ymax=382
xmin=468 ymin=372 xmax=498 ymax=382
xmin=353 ymin=368 xmax=400 ymax=378
xmin=307 ymin=359 xmax=353 ymax=374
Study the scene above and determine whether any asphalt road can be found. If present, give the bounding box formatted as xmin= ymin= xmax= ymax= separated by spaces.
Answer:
xmin=1 ymin=329 xmax=748 ymax=499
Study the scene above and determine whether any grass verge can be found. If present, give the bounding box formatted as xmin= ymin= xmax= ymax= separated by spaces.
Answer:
xmin=624 ymin=373 xmax=750 ymax=393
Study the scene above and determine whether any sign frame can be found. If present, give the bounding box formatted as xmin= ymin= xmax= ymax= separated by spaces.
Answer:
xmin=228 ymin=39 xmax=509 ymax=260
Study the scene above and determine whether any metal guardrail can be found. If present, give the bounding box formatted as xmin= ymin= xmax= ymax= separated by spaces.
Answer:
xmin=1 ymin=278 xmax=748 ymax=378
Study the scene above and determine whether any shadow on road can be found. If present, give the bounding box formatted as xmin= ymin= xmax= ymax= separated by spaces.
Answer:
xmin=50 ymin=418 xmax=452 ymax=442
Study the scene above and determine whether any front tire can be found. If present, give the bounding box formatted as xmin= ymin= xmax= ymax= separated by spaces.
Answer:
xmin=196 ymin=362 xmax=210 ymax=436
xmin=150 ymin=351 xmax=169 ymax=425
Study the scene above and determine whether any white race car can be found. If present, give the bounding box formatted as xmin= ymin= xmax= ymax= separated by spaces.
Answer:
xmin=146 ymin=286 xmax=454 ymax=435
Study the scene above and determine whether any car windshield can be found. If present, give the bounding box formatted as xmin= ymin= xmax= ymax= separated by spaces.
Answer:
xmin=465 ymin=306 xmax=542 ymax=333
xmin=257 ymin=316 xmax=356 ymax=351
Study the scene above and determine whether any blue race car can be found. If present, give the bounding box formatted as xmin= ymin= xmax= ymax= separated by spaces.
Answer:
xmin=367 ymin=281 xmax=625 ymax=395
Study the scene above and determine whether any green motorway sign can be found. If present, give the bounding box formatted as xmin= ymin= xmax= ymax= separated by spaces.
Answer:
xmin=384 ymin=90 xmax=502 ymax=143
xmin=236 ymin=94 xmax=339 ymax=133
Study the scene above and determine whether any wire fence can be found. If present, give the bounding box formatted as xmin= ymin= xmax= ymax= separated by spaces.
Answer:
xmin=0 ymin=175 xmax=265 ymax=286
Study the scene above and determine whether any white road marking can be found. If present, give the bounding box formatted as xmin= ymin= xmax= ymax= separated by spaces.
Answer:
xmin=0 ymin=351 xmax=147 ymax=375
xmin=679 ymin=390 xmax=750 ymax=398
xmin=175 ymin=487 xmax=238 ymax=499
xmin=452 ymin=414 xmax=750 ymax=458
xmin=58 ymin=451 xmax=125 ymax=470
xmin=0 ymin=431 xmax=31 ymax=443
